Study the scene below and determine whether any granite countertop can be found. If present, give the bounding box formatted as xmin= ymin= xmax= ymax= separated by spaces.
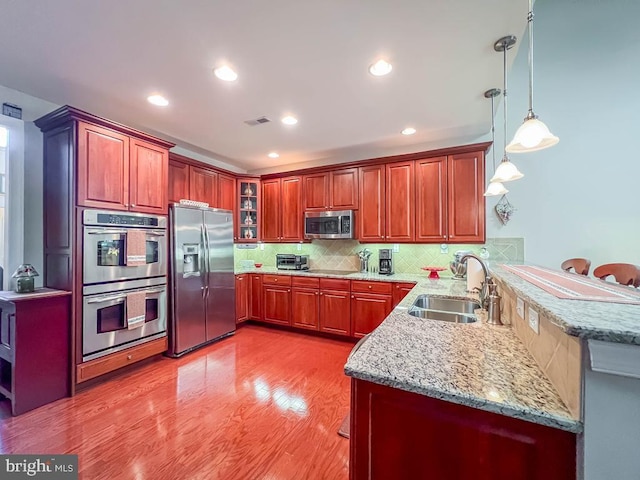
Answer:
xmin=343 ymin=278 xmax=581 ymax=433
xmin=491 ymin=265 xmax=640 ymax=345
xmin=235 ymin=266 xmax=428 ymax=283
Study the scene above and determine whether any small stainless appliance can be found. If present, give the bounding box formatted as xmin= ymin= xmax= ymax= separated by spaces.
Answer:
xmin=82 ymin=277 xmax=167 ymax=361
xmin=276 ymin=254 xmax=310 ymax=270
xmin=304 ymin=210 xmax=354 ymax=239
xmin=378 ymin=249 xmax=394 ymax=275
xmin=168 ymin=204 xmax=236 ymax=357
xmin=83 ymin=209 xmax=167 ymax=285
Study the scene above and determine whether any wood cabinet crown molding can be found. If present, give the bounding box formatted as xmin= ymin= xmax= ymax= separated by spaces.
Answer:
xmin=34 ymin=105 xmax=175 ymax=149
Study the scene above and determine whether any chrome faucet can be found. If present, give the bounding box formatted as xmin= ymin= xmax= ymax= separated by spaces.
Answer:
xmin=460 ymin=253 xmax=502 ymax=325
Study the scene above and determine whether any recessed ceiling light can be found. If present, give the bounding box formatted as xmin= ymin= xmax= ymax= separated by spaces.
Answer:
xmin=281 ymin=115 xmax=298 ymax=125
xmin=147 ymin=94 xmax=169 ymax=107
xmin=401 ymin=127 xmax=416 ymax=135
xmin=214 ymin=65 xmax=238 ymax=82
xmin=369 ymin=59 xmax=393 ymax=76
xmin=268 ymin=152 xmax=280 ymax=159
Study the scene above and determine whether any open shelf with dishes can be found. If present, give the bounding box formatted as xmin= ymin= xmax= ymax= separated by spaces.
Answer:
xmin=237 ymin=179 xmax=260 ymax=242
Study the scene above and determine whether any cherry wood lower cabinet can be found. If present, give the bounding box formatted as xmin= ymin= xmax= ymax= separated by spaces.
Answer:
xmin=77 ymin=337 xmax=168 ymax=384
xmin=262 ymin=276 xmax=291 ymax=326
xmin=319 ymin=289 xmax=351 ymax=336
xmin=350 ymin=379 xmax=577 ymax=480
xmin=392 ymin=282 xmax=416 ymax=308
xmin=235 ymin=275 xmax=249 ymax=323
xmin=351 ymin=292 xmax=393 ymax=338
xmin=291 ymin=288 xmax=319 ymax=330
xmin=249 ymin=274 xmax=263 ymax=320
xmin=0 ymin=290 xmax=71 ymax=415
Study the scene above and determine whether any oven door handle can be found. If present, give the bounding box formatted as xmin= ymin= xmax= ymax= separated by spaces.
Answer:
xmin=87 ymin=288 xmax=165 ymax=304
xmin=87 ymin=294 xmax=127 ymax=304
xmin=87 ymin=229 xmax=128 ymax=235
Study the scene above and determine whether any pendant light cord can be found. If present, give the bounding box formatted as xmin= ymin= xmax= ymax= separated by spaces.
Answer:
xmin=491 ymin=95 xmax=497 ymax=171
xmin=503 ymin=41 xmax=508 ymax=158
xmin=527 ymin=0 xmax=535 ymax=118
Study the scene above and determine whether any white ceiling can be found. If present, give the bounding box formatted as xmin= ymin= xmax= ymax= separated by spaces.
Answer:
xmin=0 ymin=0 xmax=527 ymax=173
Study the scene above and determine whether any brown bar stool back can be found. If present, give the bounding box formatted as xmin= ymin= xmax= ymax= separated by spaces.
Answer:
xmin=593 ymin=263 xmax=640 ymax=288
xmin=561 ymin=258 xmax=591 ymax=276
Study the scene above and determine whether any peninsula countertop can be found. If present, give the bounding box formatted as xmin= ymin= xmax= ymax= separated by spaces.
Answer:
xmin=491 ymin=264 xmax=640 ymax=345
xmin=342 ymin=276 xmax=581 ymax=433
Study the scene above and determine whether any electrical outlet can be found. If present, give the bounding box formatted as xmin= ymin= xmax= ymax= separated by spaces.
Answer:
xmin=516 ymin=297 xmax=524 ymax=319
xmin=393 ymin=244 xmax=399 ymax=253
xmin=259 ymin=243 xmax=265 ymax=251
xmin=296 ymin=243 xmax=302 ymax=251
xmin=528 ymin=307 xmax=539 ymax=334
xmin=440 ymin=244 xmax=449 ymax=254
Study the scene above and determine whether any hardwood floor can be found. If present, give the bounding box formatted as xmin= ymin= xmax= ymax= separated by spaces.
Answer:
xmin=0 ymin=325 xmax=355 ymax=479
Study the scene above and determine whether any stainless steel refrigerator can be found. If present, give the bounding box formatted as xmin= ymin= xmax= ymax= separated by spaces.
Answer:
xmin=168 ymin=204 xmax=235 ymax=357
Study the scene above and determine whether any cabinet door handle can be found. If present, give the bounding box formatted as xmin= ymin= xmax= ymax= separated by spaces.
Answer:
xmin=319 ymin=292 xmax=322 ymax=296
xmin=125 ymin=203 xmax=129 ymax=207
xmin=274 ymin=279 xmax=278 ymax=282
xmin=368 ymin=285 xmax=372 ymax=289
xmin=127 ymin=355 xmax=133 ymax=360
xmin=351 ymin=295 xmax=355 ymax=299
xmin=287 ymin=289 xmax=291 ymax=293
xmin=316 ymin=292 xmax=319 ymax=295
xmin=131 ymin=204 xmax=136 ymax=207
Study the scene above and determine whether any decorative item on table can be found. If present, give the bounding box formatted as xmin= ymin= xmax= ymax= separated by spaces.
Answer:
xmin=254 ymin=263 xmax=263 ymax=268
xmin=11 ymin=264 xmax=39 ymax=293
xmin=243 ymin=198 xmax=253 ymax=210
xmin=495 ymin=195 xmax=516 ymax=225
xmin=421 ymin=266 xmax=446 ymax=279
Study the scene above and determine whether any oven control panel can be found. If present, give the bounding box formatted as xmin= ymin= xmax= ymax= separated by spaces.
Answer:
xmin=83 ymin=209 xmax=167 ymax=229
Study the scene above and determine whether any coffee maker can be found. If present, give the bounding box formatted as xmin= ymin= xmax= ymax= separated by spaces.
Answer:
xmin=378 ymin=248 xmax=393 ymax=275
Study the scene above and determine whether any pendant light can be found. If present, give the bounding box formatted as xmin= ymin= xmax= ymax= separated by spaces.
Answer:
xmin=506 ymin=0 xmax=559 ymax=153
xmin=483 ymin=88 xmax=508 ymax=197
xmin=491 ymin=35 xmax=524 ymax=183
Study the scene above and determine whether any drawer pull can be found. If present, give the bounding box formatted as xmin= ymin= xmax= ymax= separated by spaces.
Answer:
xmin=127 ymin=355 xmax=132 ymax=360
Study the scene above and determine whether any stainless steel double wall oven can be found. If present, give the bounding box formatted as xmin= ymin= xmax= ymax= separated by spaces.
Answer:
xmin=81 ymin=209 xmax=168 ymax=362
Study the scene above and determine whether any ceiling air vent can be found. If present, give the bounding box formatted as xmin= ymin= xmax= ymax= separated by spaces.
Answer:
xmin=244 ymin=116 xmax=271 ymax=126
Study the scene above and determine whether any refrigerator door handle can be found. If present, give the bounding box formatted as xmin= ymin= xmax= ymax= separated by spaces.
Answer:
xmin=200 ymin=225 xmax=207 ymax=300
xmin=204 ymin=225 xmax=211 ymax=299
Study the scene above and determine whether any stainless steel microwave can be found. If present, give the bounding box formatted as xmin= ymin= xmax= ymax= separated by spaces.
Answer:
xmin=304 ymin=210 xmax=354 ymax=239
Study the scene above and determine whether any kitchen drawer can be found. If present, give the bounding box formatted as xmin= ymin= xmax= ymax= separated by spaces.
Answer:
xmin=76 ymin=337 xmax=167 ymax=383
xmin=320 ymin=278 xmax=350 ymax=291
xmin=262 ymin=274 xmax=292 ymax=286
xmin=292 ymin=276 xmax=320 ymax=288
xmin=352 ymin=280 xmax=393 ymax=295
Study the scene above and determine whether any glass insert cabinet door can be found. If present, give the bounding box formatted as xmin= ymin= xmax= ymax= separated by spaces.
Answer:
xmin=237 ymin=180 xmax=259 ymax=242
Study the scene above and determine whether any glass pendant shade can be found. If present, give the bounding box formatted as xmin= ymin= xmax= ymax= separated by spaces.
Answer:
xmin=490 ymin=157 xmax=524 ymax=183
xmin=483 ymin=181 xmax=509 ymax=197
xmin=507 ymin=117 xmax=559 ymax=153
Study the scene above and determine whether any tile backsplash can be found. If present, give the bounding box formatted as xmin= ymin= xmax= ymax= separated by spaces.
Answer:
xmin=234 ymin=237 xmax=524 ymax=275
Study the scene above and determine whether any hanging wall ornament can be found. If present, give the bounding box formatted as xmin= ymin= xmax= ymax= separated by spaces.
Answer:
xmin=495 ymin=195 xmax=516 ymax=225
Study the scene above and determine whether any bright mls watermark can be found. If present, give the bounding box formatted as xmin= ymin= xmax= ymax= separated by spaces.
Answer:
xmin=0 ymin=455 xmax=78 ymax=479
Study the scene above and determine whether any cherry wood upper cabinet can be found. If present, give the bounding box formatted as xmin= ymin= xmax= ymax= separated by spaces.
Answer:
xmin=385 ymin=161 xmax=414 ymax=242
xmin=415 ymin=156 xmax=447 ymax=242
xmin=281 ymin=176 xmax=303 ymax=241
xmin=261 ymin=176 xmax=303 ymax=242
xmin=261 ymin=179 xmax=281 ymax=242
xmin=304 ymin=168 xmax=359 ymax=211
xmin=218 ymin=174 xmax=236 ymax=212
xmin=447 ymin=152 xmax=485 ymax=243
xmin=168 ymin=159 xmax=189 ymax=206
xmin=189 ymin=166 xmax=218 ymax=207
xmin=303 ymin=173 xmax=329 ymax=210
xmin=358 ymin=165 xmax=385 ymax=242
xmin=129 ymin=138 xmax=168 ymax=214
xmin=77 ymin=122 xmax=130 ymax=210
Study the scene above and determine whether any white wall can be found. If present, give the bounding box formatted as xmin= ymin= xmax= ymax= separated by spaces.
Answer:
xmin=485 ymin=0 xmax=640 ymax=270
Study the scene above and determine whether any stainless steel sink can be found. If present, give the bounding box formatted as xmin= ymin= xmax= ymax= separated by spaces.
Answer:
xmin=407 ymin=295 xmax=481 ymax=324
xmin=408 ymin=308 xmax=477 ymax=324
xmin=411 ymin=295 xmax=480 ymax=314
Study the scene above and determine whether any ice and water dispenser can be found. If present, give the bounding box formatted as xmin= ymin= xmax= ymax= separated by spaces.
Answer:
xmin=182 ymin=244 xmax=200 ymax=276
